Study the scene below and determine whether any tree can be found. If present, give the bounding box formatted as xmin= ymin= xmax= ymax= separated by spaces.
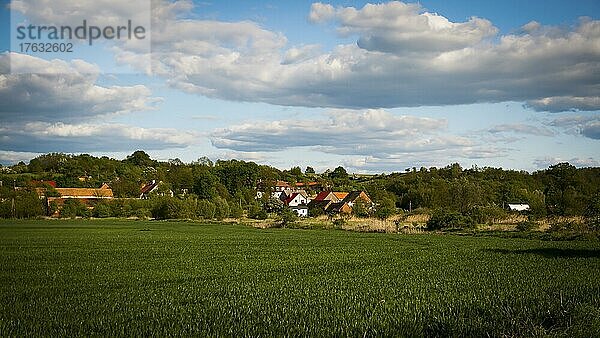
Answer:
xmin=277 ymin=208 xmax=298 ymax=228
xmin=305 ymin=166 xmax=315 ymax=174
xmin=289 ymin=166 xmax=303 ymax=176
xmin=375 ymin=197 xmax=396 ymax=220
xmin=193 ymin=170 xmax=218 ymax=199
xmin=124 ymin=150 xmax=156 ymax=167
xmin=330 ymin=166 xmax=348 ymax=180
xmin=352 ymin=199 xmax=370 ymax=218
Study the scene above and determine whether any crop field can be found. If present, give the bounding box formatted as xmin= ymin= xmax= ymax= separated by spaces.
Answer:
xmin=0 ymin=219 xmax=599 ymax=336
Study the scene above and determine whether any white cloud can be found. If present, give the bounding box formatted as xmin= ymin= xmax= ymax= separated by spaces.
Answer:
xmin=145 ymin=3 xmax=599 ymax=111
xmin=0 ymin=122 xmax=199 ymax=153
xmin=0 ymin=150 xmax=43 ymax=165
xmin=210 ymin=109 xmax=503 ymax=162
xmin=13 ymin=1 xmax=600 ymax=112
xmin=488 ymin=123 xmax=556 ymax=137
xmin=527 ymin=96 xmax=600 ymax=112
xmin=547 ymin=114 xmax=600 ymax=139
xmin=0 ymin=53 xmax=159 ymax=123
xmin=310 ymin=1 xmax=497 ymax=54
xmin=533 ymin=156 xmax=600 ymax=169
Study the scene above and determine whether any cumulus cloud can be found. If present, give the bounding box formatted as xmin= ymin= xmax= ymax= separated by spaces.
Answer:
xmin=547 ymin=114 xmax=600 ymax=139
xmin=527 ymin=96 xmax=600 ymax=112
xmin=488 ymin=123 xmax=556 ymax=137
xmin=0 ymin=122 xmax=199 ymax=153
xmin=0 ymin=53 xmax=159 ymax=123
xmin=533 ymin=156 xmax=600 ymax=169
xmin=145 ymin=2 xmax=599 ymax=111
xmin=12 ymin=1 xmax=600 ymax=112
xmin=310 ymin=1 xmax=498 ymax=54
xmin=210 ymin=109 xmax=502 ymax=160
xmin=0 ymin=150 xmax=43 ymax=165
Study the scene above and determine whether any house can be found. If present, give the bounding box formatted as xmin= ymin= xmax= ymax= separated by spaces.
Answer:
xmin=326 ymin=201 xmax=352 ymax=214
xmin=283 ymin=192 xmax=309 ymax=207
xmin=333 ymin=192 xmax=349 ymax=200
xmin=508 ymin=203 xmax=530 ymax=212
xmin=290 ymin=205 xmax=309 ymax=217
xmin=41 ymin=184 xmax=114 ymax=216
xmin=313 ymin=191 xmax=341 ymax=203
xmin=140 ymin=180 xmax=173 ymax=199
xmin=342 ymin=191 xmax=372 ymax=208
xmin=273 ymin=180 xmax=291 ymax=192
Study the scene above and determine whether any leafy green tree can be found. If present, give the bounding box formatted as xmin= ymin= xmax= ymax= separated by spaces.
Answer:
xmin=374 ymin=197 xmax=396 ymax=220
xmin=213 ymin=197 xmax=230 ymax=220
xmin=330 ymin=166 xmax=348 ymax=180
xmin=124 ymin=150 xmax=156 ymax=167
xmin=61 ymin=199 xmax=89 ymax=219
xmin=197 ymin=199 xmax=216 ymax=219
xmin=193 ymin=170 xmax=218 ymax=199
xmin=352 ymin=199 xmax=370 ymax=218
xmin=305 ymin=166 xmax=315 ymax=174
xmin=277 ymin=208 xmax=298 ymax=228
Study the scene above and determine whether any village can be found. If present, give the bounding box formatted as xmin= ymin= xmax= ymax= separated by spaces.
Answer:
xmin=21 ymin=178 xmax=376 ymax=218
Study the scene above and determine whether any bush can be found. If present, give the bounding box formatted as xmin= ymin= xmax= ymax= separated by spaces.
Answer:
xmin=151 ymin=197 xmax=194 ymax=220
xmin=229 ymin=202 xmax=243 ymax=219
xmin=93 ymin=202 xmax=112 ymax=218
xmin=197 ymin=199 xmax=216 ymax=219
xmin=427 ymin=209 xmax=474 ymax=230
xmin=352 ymin=199 xmax=370 ymax=218
xmin=61 ymin=199 xmax=89 ymax=219
xmin=213 ymin=197 xmax=230 ymax=220
xmin=277 ymin=208 xmax=298 ymax=228
xmin=248 ymin=203 xmax=268 ymax=220
xmin=516 ymin=220 xmax=537 ymax=231
xmin=332 ymin=218 xmax=346 ymax=229
xmin=469 ymin=205 xmax=506 ymax=224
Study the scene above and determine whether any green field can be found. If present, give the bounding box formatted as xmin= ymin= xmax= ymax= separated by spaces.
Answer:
xmin=1 ymin=220 xmax=599 ymax=336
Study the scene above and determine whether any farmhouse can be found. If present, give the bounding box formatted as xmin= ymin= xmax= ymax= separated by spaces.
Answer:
xmin=313 ymin=191 xmax=341 ymax=203
xmin=284 ymin=192 xmax=309 ymax=207
xmin=140 ymin=180 xmax=173 ymax=199
xmin=342 ymin=191 xmax=372 ymax=207
xmin=37 ymin=183 xmax=114 ymax=216
xmin=508 ymin=203 xmax=530 ymax=212
xmin=290 ymin=205 xmax=309 ymax=217
xmin=326 ymin=201 xmax=352 ymax=214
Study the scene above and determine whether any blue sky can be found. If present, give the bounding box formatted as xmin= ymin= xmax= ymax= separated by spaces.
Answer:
xmin=0 ymin=0 xmax=599 ymax=172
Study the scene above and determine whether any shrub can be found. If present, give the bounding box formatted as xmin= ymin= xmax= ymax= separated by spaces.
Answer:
xmin=427 ymin=209 xmax=474 ymax=230
xmin=352 ymin=199 xmax=370 ymax=218
xmin=213 ymin=197 xmax=230 ymax=220
xmin=61 ymin=199 xmax=89 ymax=219
xmin=151 ymin=197 xmax=188 ymax=220
xmin=277 ymin=208 xmax=298 ymax=228
xmin=229 ymin=202 xmax=243 ymax=219
xmin=332 ymin=218 xmax=346 ymax=229
xmin=93 ymin=202 xmax=112 ymax=218
xmin=197 ymin=199 xmax=216 ymax=219
xmin=248 ymin=203 xmax=268 ymax=220
xmin=469 ymin=205 xmax=506 ymax=224
xmin=516 ymin=220 xmax=537 ymax=231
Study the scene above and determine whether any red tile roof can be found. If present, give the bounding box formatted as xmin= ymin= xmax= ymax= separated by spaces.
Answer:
xmin=314 ymin=191 xmax=331 ymax=201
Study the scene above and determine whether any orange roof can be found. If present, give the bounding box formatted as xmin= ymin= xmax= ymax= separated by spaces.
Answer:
xmin=55 ymin=188 xmax=113 ymax=198
xmin=333 ymin=192 xmax=349 ymax=199
xmin=294 ymin=181 xmax=319 ymax=187
xmin=275 ymin=180 xmax=291 ymax=187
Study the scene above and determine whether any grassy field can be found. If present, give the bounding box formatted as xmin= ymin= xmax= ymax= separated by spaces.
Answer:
xmin=1 ymin=219 xmax=599 ymax=336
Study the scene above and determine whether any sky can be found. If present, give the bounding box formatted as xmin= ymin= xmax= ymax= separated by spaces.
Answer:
xmin=0 ymin=0 xmax=599 ymax=173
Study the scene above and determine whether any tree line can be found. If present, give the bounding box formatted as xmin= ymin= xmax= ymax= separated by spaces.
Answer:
xmin=1 ymin=151 xmax=599 ymax=228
